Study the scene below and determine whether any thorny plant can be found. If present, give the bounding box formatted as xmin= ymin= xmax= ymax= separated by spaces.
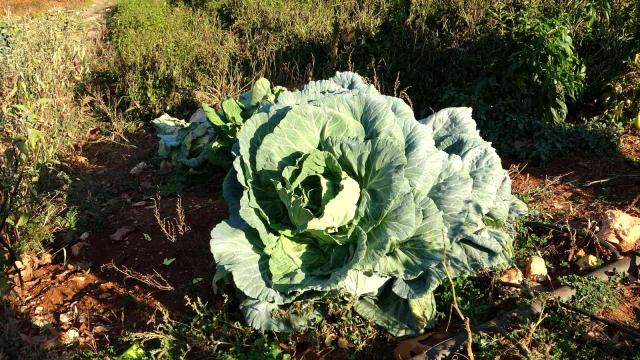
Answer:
xmin=153 ymin=195 xmax=190 ymax=243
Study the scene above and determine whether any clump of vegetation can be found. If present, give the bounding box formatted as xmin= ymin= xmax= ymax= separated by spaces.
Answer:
xmin=560 ymin=274 xmax=621 ymax=312
xmin=125 ymin=296 xmax=291 ymax=359
xmin=0 ymin=11 xmax=99 ymax=291
xmin=602 ymin=53 xmax=640 ymax=128
xmin=152 ymin=77 xmax=285 ymax=169
xmin=109 ymin=0 xmax=241 ymax=116
xmin=107 ymin=0 xmax=640 ymax=160
xmin=435 ymin=276 xmax=496 ymax=325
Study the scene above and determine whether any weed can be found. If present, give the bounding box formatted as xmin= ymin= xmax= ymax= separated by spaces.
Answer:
xmin=435 ymin=276 xmax=495 ymax=325
xmin=102 ymin=261 xmax=174 ymax=291
xmin=559 ymin=274 xmax=621 ymax=312
xmin=126 ymin=296 xmax=290 ymax=359
xmin=474 ymin=298 xmax=640 ymax=359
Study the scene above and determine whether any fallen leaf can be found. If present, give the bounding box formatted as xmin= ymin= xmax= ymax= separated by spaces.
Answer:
xmin=93 ymin=325 xmax=109 ymax=334
xmin=110 ymin=226 xmax=135 ymax=241
xmin=71 ymin=242 xmax=89 ymax=256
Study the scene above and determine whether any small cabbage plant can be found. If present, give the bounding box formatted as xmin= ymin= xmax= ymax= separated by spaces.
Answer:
xmin=211 ymin=72 xmax=526 ymax=336
xmin=152 ymin=78 xmax=285 ymax=168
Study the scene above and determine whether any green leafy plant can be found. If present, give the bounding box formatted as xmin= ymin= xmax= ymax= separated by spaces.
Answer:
xmin=559 ymin=274 xmax=620 ymax=312
xmin=126 ymin=296 xmax=290 ymax=360
xmin=602 ymin=53 xmax=640 ymax=127
xmin=507 ymin=9 xmax=586 ymax=124
xmin=152 ymin=78 xmax=285 ymax=169
xmin=211 ymin=72 xmax=526 ymax=336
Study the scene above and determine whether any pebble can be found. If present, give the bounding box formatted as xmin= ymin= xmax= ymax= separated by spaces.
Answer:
xmin=499 ymin=267 xmax=523 ymax=284
xmin=525 ymin=256 xmax=548 ymax=282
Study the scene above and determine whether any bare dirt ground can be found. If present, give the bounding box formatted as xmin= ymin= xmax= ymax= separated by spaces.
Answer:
xmin=4 ymin=128 xmax=230 ymax=352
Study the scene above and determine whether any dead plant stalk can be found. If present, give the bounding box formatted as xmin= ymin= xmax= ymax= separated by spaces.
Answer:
xmin=442 ymin=257 xmax=475 ymax=360
xmin=153 ymin=195 xmax=190 ymax=242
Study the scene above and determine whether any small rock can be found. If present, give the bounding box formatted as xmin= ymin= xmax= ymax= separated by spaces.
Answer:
xmin=61 ymin=329 xmax=79 ymax=344
xmin=34 ymin=306 xmax=44 ymax=314
xmin=499 ymin=267 xmax=523 ymax=284
xmin=71 ymin=242 xmax=89 ymax=256
xmin=598 ymin=210 xmax=640 ymax=252
xmin=575 ymin=254 xmax=599 ymax=271
xmin=59 ymin=312 xmax=73 ymax=323
xmin=93 ymin=325 xmax=109 ymax=334
xmin=132 ymin=200 xmax=147 ymax=207
xmin=129 ymin=162 xmax=148 ymax=176
xmin=80 ymin=232 xmax=90 ymax=240
xmin=109 ymin=226 xmax=135 ymax=241
xmin=98 ymin=293 xmax=112 ymax=299
xmin=524 ymin=256 xmax=548 ymax=282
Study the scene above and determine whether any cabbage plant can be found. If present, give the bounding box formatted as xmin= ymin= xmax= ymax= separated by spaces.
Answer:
xmin=152 ymin=78 xmax=285 ymax=168
xmin=211 ymin=72 xmax=525 ymax=336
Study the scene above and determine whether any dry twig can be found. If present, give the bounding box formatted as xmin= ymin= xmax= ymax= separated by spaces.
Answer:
xmin=442 ymin=258 xmax=475 ymax=360
xmin=101 ymin=261 xmax=174 ymax=291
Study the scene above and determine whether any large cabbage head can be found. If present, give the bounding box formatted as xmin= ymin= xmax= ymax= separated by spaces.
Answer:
xmin=211 ymin=72 xmax=525 ymax=336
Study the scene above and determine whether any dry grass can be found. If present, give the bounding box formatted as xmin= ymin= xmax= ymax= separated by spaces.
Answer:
xmin=0 ymin=10 xmax=98 ymax=156
xmin=1 ymin=0 xmax=90 ymax=15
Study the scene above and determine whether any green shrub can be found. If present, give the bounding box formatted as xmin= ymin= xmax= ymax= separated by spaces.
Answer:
xmin=507 ymin=9 xmax=586 ymax=123
xmin=111 ymin=0 xmax=637 ymax=159
xmin=602 ymin=53 xmax=640 ymax=126
xmin=110 ymin=0 xmax=241 ymax=116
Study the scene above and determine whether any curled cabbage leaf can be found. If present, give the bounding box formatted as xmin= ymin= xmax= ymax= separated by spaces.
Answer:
xmin=211 ymin=72 xmax=526 ymax=336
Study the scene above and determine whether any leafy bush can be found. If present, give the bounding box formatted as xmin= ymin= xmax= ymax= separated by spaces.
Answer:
xmin=110 ymin=0 xmax=240 ymax=116
xmin=506 ymin=9 xmax=586 ymax=123
xmin=0 ymin=11 xmax=94 ymax=289
xmin=211 ymin=72 xmax=525 ymax=336
xmin=113 ymin=0 xmax=638 ymax=159
xmin=602 ymin=53 xmax=640 ymax=127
